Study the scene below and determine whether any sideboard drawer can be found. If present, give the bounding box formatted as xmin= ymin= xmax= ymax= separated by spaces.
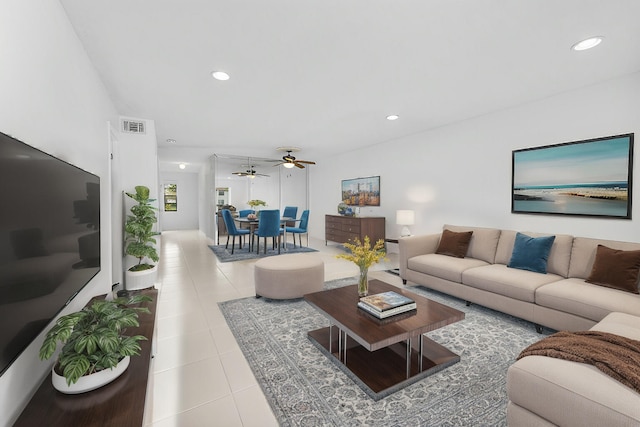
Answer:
xmin=325 ymin=215 xmax=385 ymax=245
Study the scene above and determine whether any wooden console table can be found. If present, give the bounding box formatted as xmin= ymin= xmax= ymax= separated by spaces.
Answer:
xmin=325 ymin=215 xmax=385 ymax=245
xmin=14 ymin=289 xmax=158 ymax=427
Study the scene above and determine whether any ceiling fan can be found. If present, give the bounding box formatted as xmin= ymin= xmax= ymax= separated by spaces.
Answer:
xmin=232 ymin=167 xmax=269 ymax=178
xmin=274 ymin=147 xmax=316 ymax=169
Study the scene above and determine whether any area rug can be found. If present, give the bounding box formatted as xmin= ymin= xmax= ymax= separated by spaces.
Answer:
xmin=208 ymin=242 xmax=317 ymax=262
xmin=218 ymin=278 xmax=552 ymax=426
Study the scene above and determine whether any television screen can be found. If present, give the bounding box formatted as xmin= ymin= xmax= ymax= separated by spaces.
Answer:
xmin=0 ymin=131 xmax=100 ymax=376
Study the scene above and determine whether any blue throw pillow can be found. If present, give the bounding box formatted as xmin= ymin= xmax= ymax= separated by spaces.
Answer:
xmin=508 ymin=232 xmax=556 ymax=274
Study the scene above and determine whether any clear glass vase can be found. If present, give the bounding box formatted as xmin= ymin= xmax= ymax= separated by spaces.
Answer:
xmin=358 ymin=267 xmax=369 ymax=297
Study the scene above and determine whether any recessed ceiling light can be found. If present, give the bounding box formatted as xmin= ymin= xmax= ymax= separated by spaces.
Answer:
xmin=386 ymin=115 xmax=399 ymax=121
xmin=166 ymin=139 xmax=176 ymax=144
xmin=179 ymin=163 xmax=186 ymax=170
xmin=211 ymin=71 xmax=230 ymax=81
xmin=571 ymin=36 xmax=603 ymax=51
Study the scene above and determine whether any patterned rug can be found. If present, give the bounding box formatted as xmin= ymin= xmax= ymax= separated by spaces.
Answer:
xmin=218 ymin=277 xmax=552 ymax=426
xmin=208 ymin=242 xmax=317 ymax=262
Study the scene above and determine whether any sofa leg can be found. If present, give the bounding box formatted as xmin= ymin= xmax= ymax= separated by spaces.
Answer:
xmin=465 ymin=301 xmax=471 ymax=307
xmin=535 ymin=324 xmax=543 ymax=334
xmin=402 ymin=279 xmax=407 ymax=285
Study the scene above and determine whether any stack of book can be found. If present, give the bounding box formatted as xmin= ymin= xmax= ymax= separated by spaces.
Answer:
xmin=357 ymin=291 xmax=416 ymax=319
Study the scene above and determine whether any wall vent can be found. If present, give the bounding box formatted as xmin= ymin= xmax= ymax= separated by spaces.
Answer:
xmin=121 ymin=119 xmax=146 ymax=134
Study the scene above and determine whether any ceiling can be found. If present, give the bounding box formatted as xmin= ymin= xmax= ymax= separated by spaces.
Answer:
xmin=59 ymin=1 xmax=640 ymax=173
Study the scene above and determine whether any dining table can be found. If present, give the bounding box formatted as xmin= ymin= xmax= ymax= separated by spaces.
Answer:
xmin=234 ymin=216 xmax=298 ymax=252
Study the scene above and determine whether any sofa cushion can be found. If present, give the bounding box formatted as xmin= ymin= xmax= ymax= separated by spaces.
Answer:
xmin=407 ymin=253 xmax=488 ymax=283
xmin=586 ymin=245 xmax=640 ymax=294
xmin=535 ymin=278 xmax=640 ymax=322
xmin=591 ymin=312 xmax=640 ymax=341
xmin=462 ymin=264 xmax=562 ymax=303
xmin=569 ymin=237 xmax=640 ymax=279
xmin=495 ymin=230 xmax=573 ymax=278
xmin=435 ymin=229 xmax=473 ymax=258
xmin=508 ymin=232 xmax=555 ymax=274
xmin=443 ymin=225 xmax=501 ymax=264
xmin=507 ymin=355 xmax=640 ymax=427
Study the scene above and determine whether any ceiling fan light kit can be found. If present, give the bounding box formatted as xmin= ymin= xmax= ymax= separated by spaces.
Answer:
xmin=274 ymin=146 xmax=316 ymax=169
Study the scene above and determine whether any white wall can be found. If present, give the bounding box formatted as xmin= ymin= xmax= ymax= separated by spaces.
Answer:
xmin=199 ymin=159 xmax=215 ymax=238
xmin=0 ymin=1 xmax=118 ymax=425
xmin=310 ymin=72 xmax=640 ymax=247
xmin=160 ymin=171 xmax=199 ymax=230
xmin=281 ymin=166 xmax=309 ymax=212
xmin=117 ymin=117 xmax=160 ymax=273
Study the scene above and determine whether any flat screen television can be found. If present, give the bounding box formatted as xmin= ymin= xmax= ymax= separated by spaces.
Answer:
xmin=0 ymin=131 xmax=100 ymax=376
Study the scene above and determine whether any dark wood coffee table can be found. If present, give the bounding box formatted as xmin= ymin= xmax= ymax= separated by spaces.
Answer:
xmin=304 ymin=279 xmax=464 ymax=400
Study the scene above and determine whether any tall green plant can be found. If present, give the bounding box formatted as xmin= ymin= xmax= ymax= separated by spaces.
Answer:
xmin=125 ymin=186 xmax=159 ymax=271
xmin=39 ymin=294 xmax=152 ymax=386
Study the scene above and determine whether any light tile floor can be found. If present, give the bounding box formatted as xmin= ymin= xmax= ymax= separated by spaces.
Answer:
xmin=144 ymin=230 xmax=400 ymax=426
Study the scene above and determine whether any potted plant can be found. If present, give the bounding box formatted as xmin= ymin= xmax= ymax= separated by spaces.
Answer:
xmin=124 ymin=185 xmax=159 ymax=290
xmin=247 ymin=199 xmax=267 ymax=218
xmin=336 ymin=236 xmax=386 ymax=296
xmin=39 ymin=294 xmax=153 ymax=394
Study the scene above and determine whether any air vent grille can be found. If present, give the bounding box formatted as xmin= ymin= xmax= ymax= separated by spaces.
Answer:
xmin=121 ymin=120 xmax=146 ymax=134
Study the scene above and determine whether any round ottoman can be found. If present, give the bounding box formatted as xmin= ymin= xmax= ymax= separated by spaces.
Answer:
xmin=254 ymin=254 xmax=324 ymax=299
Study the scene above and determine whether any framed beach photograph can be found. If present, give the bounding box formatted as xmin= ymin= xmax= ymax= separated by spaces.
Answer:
xmin=512 ymin=133 xmax=634 ymax=219
xmin=342 ymin=175 xmax=380 ymax=206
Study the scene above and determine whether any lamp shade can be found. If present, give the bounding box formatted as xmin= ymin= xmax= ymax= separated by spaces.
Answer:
xmin=396 ymin=210 xmax=415 ymax=237
xmin=396 ymin=210 xmax=415 ymax=225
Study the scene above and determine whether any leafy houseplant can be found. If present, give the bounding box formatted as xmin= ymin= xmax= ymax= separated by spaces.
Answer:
xmin=125 ymin=186 xmax=159 ymax=272
xmin=336 ymin=236 xmax=387 ymax=296
xmin=39 ymin=294 xmax=152 ymax=389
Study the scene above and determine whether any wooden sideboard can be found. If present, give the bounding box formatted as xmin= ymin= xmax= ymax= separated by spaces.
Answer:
xmin=325 ymin=215 xmax=385 ymax=245
xmin=14 ymin=289 xmax=158 ymax=427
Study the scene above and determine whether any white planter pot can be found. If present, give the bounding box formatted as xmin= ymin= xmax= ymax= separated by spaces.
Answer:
xmin=52 ymin=355 xmax=130 ymax=394
xmin=125 ymin=264 xmax=158 ymax=290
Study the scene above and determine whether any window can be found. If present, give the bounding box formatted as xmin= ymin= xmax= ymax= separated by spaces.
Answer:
xmin=164 ymin=183 xmax=177 ymax=211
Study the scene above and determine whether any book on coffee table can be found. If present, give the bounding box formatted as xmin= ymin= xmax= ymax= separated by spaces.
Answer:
xmin=357 ymin=305 xmax=417 ymax=324
xmin=359 ymin=291 xmax=416 ymax=312
xmin=357 ymin=300 xmax=417 ymax=319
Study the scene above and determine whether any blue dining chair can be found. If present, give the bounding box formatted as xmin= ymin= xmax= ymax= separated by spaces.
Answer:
xmin=286 ymin=210 xmax=309 ymax=248
xmin=238 ymin=209 xmax=255 ymax=218
xmin=221 ymin=209 xmax=249 ymax=254
xmin=253 ymin=209 xmax=283 ymax=254
xmin=282 ymin=206 xmax=298 ymax=227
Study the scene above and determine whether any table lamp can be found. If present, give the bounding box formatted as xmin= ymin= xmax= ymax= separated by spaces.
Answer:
xmin=396 ymin=210 xmax=415 ymax=237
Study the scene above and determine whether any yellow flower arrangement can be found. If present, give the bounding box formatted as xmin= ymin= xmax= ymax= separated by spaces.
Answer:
xmin=336 ymin=236 xmax=386 ymax=296
xmin=247 ymin=199 xmax=267 ymax=208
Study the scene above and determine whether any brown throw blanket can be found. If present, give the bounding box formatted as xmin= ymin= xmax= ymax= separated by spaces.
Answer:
xmin=518 ymin=330 xmax=640 ymax=394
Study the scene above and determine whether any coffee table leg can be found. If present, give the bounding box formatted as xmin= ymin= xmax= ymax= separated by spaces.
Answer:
xmin=419 ymin=334 xmax=424 ymax=372
xmin=329 ymin=323 xmax=332 ymax=354
xmin=406 ymin=338 xmax=411 ymax=378
xmin=343 ymin=330 xmax=347 ymax=365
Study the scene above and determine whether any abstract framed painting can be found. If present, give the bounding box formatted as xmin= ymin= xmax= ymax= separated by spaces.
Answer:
xmin=512 ymin=133 xmax=634 ymax=218
xmin=341 ymin=176 xmax=380 ymax=206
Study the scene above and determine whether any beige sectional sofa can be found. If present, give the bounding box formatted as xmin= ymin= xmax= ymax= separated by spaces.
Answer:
xmin=399 ymin=224 xmax=640 ymax=426
xmin=398 ymin=224 xmax=640 ymax=332
xmin=507 ymin=311 xmax=640 ymax=426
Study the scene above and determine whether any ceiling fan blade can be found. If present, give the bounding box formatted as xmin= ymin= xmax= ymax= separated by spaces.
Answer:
xmin=294 ymin=162 xmax=305 ymax=169
xmin=296 ymin=160 xmax=316 ymax=164
xmin=272 ymin=161 xmax=286 ymax=167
